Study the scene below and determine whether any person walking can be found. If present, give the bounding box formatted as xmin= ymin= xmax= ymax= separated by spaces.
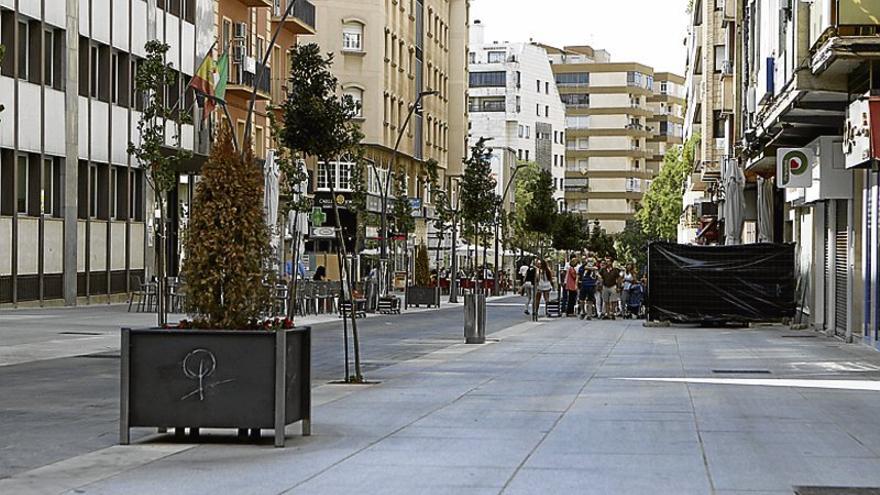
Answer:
xmin=532 ymin=258 xmax=554 ymax=321
xmin=522 ymin=261 xmax=536 ymax=315
xmin=599 ymin=258 xmax=621 ymax=320
xmin=564 ymin=255 xmax=579 ymax=317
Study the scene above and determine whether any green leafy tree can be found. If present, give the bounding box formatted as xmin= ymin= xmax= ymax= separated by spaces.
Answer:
xmin=507 ymin=162 xmax=542 ymax=255
xmin=182 ymin=127 xmax=271 ymax=328
xmin=615 ymin=218 xmax=651 ymax=270
xmin=637 ymin=134 xmax=699 ymax=240
xmin=588 ymin=220 xmax=617 ymax=259
xmin=459 ymin=138 xmax=498 ymax=272
xmin=552 ymin=212 xmax=589 ymax=253
xmin=522 ymin=169 xmax=557 ymax=256
xmin=392 ymin=169 xmax=415 ymax=236
xmin=281 ymin=43 xmax=366 ymax=382
xmin=414 ymin=242 xmax=431 ymax=287
xmin=127 ymin=40 xmax=191 ymax=326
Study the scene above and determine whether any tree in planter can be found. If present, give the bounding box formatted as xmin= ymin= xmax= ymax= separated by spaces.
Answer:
xmin=615 ymin=217 xmax=651 ymax=270
xmin=281 ymin=43 xmax=366 ymax=383
xmin=414 ymin=242 xmax=431 ymax=287
xmin=128 ymin=40 xmax=192 ymax=327
xmin=459 ymin=138 xmax=497 ymax=283
xmin=181 ymin=127 xmax=271 ymax=328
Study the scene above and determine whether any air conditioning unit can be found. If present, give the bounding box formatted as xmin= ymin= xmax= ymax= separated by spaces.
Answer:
xmin=234 ymin=22 xmax=247 ymax=40
xmin=232 ymin=43 xmax=245 ymax=63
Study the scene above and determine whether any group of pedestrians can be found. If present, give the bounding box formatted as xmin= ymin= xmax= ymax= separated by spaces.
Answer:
xmin=518 ymin=254 xmax=644 ymax=321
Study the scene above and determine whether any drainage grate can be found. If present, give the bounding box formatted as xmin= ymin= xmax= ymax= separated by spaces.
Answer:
xmin=782 ymin=334 xmax=818 ymax=339
xmin=76 ymin=354 xmax=120 ymax=359
xmin=711 ymin=369 xmax=772 ymax=374
xmin=795 ymin=488 xmax=880 ymax=495
xmin=59 ymin=331 xmax=102 ymax=336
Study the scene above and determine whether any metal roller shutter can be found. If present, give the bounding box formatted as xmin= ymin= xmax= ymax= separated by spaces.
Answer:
xmin=835 ymin=199 xmax=848 ymax=337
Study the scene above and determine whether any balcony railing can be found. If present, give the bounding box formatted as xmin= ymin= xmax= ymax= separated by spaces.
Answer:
xmin=230 ymin=58 xmax=272 ymax=96
xmin=274 ymin=0 xmax=316 ymax=30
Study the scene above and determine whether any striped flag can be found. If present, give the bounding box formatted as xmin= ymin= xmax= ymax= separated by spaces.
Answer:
xmin=187 ymin=45 xmax=228 ymax=120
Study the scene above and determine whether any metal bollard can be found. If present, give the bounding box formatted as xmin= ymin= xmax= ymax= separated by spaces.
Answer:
xmin=464 ymin=293 xmax=486 ymax=344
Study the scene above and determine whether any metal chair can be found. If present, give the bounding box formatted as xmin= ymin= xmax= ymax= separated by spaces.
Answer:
xmin=127 ymin=275 xmax=146 ymax=313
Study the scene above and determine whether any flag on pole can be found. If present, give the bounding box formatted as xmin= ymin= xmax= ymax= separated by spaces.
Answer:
xmin=187 ymin=44 xmax=228 ymax=121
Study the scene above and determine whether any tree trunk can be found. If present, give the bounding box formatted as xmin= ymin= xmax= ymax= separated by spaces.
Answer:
xmin=327 ymin=161 xmax=363 ymax=382
xmin=156 ymin=194 xmax=167 ymax=328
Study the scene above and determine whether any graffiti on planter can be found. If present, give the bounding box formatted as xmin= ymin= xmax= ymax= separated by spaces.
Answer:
xmin=180 ymin=348 xmax=235 ymax=401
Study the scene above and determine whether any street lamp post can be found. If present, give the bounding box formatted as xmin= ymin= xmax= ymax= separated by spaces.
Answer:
xmin=493 ymin=164 xmax=526 ymax=296
xmin=375 ymin=90 xmax=438 ymax=298
xmin=446 ymin=176 xmax=462 ymax=303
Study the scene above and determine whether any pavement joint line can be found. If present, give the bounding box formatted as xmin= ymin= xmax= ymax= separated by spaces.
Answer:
xmin=678 ymin=334 xmax=719 ymax=495
xmin=498 ymin=318 xmax=628 ymax=494
xmin=276 ymin=376 xmax=497 ymax=494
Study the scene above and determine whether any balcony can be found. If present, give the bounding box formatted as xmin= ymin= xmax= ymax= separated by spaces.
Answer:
xmin=271 ymin=0 xmax=316 ymax=35
xmin=226 ymin=58 xmax=272 ymax=101
xmin=239 ymin=0 xmax=272 ymax=7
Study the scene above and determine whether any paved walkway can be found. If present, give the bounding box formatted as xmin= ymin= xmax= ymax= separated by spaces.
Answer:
xmin=6 ymin=316 xmax=880 ymax=494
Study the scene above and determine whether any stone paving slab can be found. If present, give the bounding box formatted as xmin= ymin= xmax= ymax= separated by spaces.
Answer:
xmin=8 ymin=316 xmax=880 ymax=493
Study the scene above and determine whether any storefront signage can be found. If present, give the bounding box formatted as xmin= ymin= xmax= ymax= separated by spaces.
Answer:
xmin=310 ymin=227 xmax=336 ymax=239
xmin=777 ymin=148 xmax=814 ymax=188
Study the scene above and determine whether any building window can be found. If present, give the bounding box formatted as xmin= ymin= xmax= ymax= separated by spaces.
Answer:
xmin=16 ymin=155 xmax=28 ymax=214
xmin=17 ymin=20 xmax=29 ymax=81
xmin=660 ymin=81 xmax=668 ymax=95
xmin=565 ymin=116 xmax=590 ymax=129
xmin=536 ymin=79 xmax=541 ymax=92
xmin=545 ymin=81 xmax=549 ymax=94
xmin=714 ymin=45 xmax=726 ymax=72
xmin=42 ymin=158 xmax=56 ymax=216
xmin=344 ymin=87 xmax=364 ymax=117
xmin=343 ymin=22 xmax=364 ymax=52
xmin=560 ymin=93 xmax=589 ymax=108
xmin=555 ymin=72 xmax=589 ymax=87
xmin=468 ymin=71 xmax=506 ymax=87
xmin=468 ymin=51 xmax=475 ymax=64
xmin=316 ymin=162 xmax=353 ymax=191
xmin=536 ymin=104 xmax=540 ymax=116
xmin=487 ymin=51 xmax=505 ymax=63
xmin=545 ymin=105 xmax=549 ymax=117
xmin=90 ymin=45 xmax=99 ymax=98
xmin=713 ymin=111 xmax=726 ymax=138
xmin=525 ymin=150 xmax=529 ymax=161
xmin=524 ymin=126 xmax=530 ymax=138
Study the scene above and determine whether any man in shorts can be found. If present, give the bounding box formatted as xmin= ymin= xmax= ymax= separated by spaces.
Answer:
xmin=578 ymin=260 xmax=597 ymax=320
xmin=599 ymin=258 xmax=622 ymax=320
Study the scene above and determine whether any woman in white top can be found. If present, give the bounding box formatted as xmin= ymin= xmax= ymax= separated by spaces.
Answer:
xmin=532 ymin=259 xmax=555 ymax=321
xmin=620 ymin=263 xmax=636 ymax=317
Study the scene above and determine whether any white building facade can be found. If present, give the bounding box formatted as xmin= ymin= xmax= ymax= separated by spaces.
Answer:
xmin=467 ymin=21 xmax=566 ymax=210
xmin=0 ymin=0 xmax=210 ymax=306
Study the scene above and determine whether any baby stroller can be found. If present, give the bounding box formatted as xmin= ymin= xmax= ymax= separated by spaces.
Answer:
xmin=626 ymin=282 xmax=645 ymax=319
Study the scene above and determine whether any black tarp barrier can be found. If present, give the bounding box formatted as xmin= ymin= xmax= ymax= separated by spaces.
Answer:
xmin=647 ymin=242 xmax=796 ymax=323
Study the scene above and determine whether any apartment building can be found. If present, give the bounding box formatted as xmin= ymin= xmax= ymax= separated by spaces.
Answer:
xmin=304 ymin=0 xmax=469 ymax=253
xmin=467 ymin=21 xmax=566 ymax=212
xmin=647 ymin=72 xmax=685 ymax=181
xmin=679 ymin=0 xmax=741 ymax=244
xmin=218 ymin=0 xmax=315 ymax=157
xmin=0 ymin=0 xmax=315 ymax=307
xmin=546 ymin=45 xmax=682 ymax=234
xmin=736 ymin=0 xmax=880 ymax=346
xmin=0 ymin=0 xmax=209 ymax=307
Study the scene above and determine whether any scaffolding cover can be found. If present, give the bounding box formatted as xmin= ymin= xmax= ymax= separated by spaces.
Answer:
xmin=647 ymin=242 xmax=796 ymax=323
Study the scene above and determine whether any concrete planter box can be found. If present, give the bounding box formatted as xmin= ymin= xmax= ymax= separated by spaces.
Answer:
xmin=406 ymin=287 xmax=441 ymax=308
xmin=120 ymin=327 xmax=311 ymax=448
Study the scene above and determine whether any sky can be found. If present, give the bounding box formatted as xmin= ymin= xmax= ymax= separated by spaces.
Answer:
xmin=469 ymin=0 xmax=690 ymax=75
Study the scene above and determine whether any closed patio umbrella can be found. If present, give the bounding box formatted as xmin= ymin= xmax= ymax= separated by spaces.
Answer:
xmin=724 ymin=159 xmax=745 ymax=245
xmin=757 ymin=176 xmax=774 ymax=243
xmin=264 ymin=150 xmax=281 ymax=264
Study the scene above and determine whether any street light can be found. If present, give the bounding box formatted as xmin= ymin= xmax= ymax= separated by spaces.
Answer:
xmin=375 ymin=90 xmax=439 ymax=298
xmin=493 ymin=163 xmax=527 ymax=296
